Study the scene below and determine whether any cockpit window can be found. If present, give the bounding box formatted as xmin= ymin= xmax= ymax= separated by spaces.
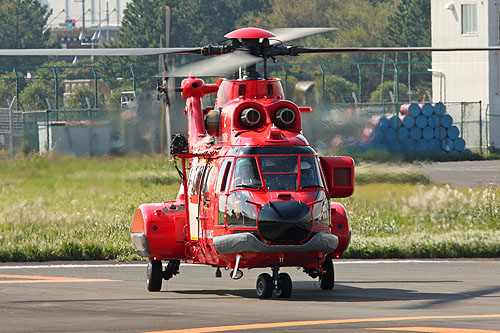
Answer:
xmin=300 ymin=156 xmax=324 ymax=189
xmin=259 ymin=156 xmax=298 ymax=191
xmin=230 ymin=157 xmax=262 ymax=190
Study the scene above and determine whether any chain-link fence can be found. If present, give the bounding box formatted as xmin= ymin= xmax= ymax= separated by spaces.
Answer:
xmin=0 ymin=63 xmax=492 ymax=156
xmin=303 ymin=102 xmax=486 ymax=155
xmin=0 ymin=99 xmax=23 ymax=157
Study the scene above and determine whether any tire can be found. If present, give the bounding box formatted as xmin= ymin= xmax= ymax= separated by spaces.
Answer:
xmin=320 ymin=256 xmax=334 ymax=290
xmin=146 ymin=260 xmax=163 ymax=292
xmin=256 ymin=273 xmax=274 ymax=298
xmin=275 ymin=273 xmax=292 ymax=298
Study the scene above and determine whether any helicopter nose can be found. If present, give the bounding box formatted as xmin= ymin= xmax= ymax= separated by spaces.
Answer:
xmin=258 ymin=201 xmax=312 ymax=243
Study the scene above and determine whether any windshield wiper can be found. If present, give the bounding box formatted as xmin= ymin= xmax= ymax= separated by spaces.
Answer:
xmin=236 ymin=183 xmax=262 ymax=189
xmin=301 ymin=185 xmax=320 ymax=189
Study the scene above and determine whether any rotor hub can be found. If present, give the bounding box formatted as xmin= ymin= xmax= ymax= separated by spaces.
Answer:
xmin=224 ymin=27 xmax=276 ymax=39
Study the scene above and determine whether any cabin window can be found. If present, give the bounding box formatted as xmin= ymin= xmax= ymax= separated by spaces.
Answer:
xmin=230 ymin=157 xmax=262 ymax=190
xmin=217 ymin=159 xmax=232 ymax=193
xmin=200 ymin=164 xmax=213 ymax=194
xmin=218 ymin=195 xmax=226 ymax=225
xmin=461 ymin=4 xmax=477 ymax=34
xmin=259 ymin=156 xmax=298 ymax=191
xmin=225 ymin=191 xmax=258 ymax=227
xmin=188 ymin=165 xmax=204 ymax=196
xmin=299 ymin=156 xmax=324 ymax=189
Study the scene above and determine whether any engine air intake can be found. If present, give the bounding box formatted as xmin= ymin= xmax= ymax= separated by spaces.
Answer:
xmin=240 ymin=108 xmax=261 ymax=128
xmin=274 ymin=108 xmax=295 ymax=128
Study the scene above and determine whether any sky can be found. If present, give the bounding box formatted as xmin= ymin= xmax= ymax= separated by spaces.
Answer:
xmin=42 ymin=0 xmax=131 ymax=28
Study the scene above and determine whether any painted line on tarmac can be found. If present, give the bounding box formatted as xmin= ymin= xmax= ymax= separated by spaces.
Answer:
xmin=0 ymin=260 xmax=495 ymax=270
xmin=0 ymin=274 xmax=120 ymax=284
xmin=368 ymin=327 xmax=500 ymax=333
xmin=0 ymin=263 xmax=205 ymax=270
xmin=143 ymin=314 xmax=500 ymax=333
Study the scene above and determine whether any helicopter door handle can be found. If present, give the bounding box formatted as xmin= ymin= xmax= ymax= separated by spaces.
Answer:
xmin=245 ymin=200 xmax=262 ymax=209
xmin=307 ymin=199 xmax=323 ymax=207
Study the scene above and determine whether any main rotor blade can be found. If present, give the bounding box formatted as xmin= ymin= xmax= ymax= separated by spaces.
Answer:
xmin=0 ymin=47 xmax=200 ymax=57
xmin=157 ymin=51 xmax=260 ymax=78
xmin=293 ymin=46 xmax=500 ymax=54
xmin=270 ymin=28 xmax=336 ymax=45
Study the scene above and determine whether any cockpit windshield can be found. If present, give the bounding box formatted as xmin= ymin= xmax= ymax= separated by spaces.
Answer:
xmin=230 ymin=157 xmax=263 ymax=189
xmin=230 ymin=154 xmax=324 ymax=192
xmin=260 ymin=156 xmax=298 ymax=191
xmin=299 ymin=156 xmax=324 ymax=189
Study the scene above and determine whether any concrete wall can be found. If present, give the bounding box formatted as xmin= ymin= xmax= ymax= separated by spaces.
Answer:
xmin=39 ymin=122 xmax=112 ymax=156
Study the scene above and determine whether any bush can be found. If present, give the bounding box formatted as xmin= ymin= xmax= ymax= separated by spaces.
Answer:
xmin=369 ymin=80 xmax=409 ymax=103
xmin=65 ymin=86 xmax=94 ymax=109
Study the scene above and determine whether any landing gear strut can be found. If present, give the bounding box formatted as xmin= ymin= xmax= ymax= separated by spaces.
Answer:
xmin=255 ymin=266 xmax=292 ymax=299
xmin=146 ymin=259 xmax=180 ymax=292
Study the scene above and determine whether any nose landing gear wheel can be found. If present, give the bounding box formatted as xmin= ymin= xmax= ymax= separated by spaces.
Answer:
xmin=320 ymin=256 xmax=334 ymax=290
xmin=275 ymin=272 xmax=292 ymax=298
xmin=146 ymin=260 xmax=163 ymax=292
xmin=256 ymin=273 xmax=273 ymax=298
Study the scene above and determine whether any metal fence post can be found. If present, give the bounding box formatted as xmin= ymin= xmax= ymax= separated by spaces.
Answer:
xmin=356 ymin=64 xmax=362 ymax=103
xmin=13 ymin=68 xmax=20 ymax=110
xmin=393 ymin=63 xmax=399 ymax=103
xmin=319 ymin=64 xmax=325 ymax=106
xmin=92 ymin=67 xmax=98 ymax=108
xmin=52 ymin=67 xmax=59 ymax=110
xmin=479 ymin=100 xmax=482 ymax=154
xmin=45 ymin=109 xmax=50 ymax=153
xmin=8 ymin=96 xmax=17 ymax=157
xmin=485 ymin=104 xmax=489 ymax=152
xmin=130 ymin=66 xmax=137 ymax=91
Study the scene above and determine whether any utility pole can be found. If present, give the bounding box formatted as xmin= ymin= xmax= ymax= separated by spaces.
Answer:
xmin=74 ymin=0 xmax=86 ymax=29
xmin=106 ymin=2 xmax=109 ymax=40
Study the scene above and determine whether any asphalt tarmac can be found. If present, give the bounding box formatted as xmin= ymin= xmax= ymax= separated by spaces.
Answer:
xmin=1 ymin=260 xmax=499 ymax=332
xmin=410 ymin=159 xmax=500 ymax=187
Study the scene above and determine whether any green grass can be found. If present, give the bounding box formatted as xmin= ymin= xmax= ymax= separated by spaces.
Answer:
xmin=0 ymin=155 xmax=499 ymax=261
xmin=0 ymin=154 xmax=180 ymax=262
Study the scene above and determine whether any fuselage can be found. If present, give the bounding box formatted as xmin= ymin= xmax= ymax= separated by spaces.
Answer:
xmin=132 ymin=76 xmax=353 ymax=271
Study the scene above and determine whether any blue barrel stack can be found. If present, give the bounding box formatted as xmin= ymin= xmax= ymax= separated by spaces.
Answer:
xmin=367 ymin=103 xmax=466 ymax=154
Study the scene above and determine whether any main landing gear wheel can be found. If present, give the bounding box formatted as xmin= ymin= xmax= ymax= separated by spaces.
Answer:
xmin=275 ymin=272 xmax=292 ymax=298
xmin=256 ymin=273 xmax=274 ymax=298
xmin=320 ymin=256 xmax=335 ymax=290
xmin=146 ymin=260 xmax=163 ymax=292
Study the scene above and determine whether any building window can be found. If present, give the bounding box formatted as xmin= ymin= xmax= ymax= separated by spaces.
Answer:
xmin=461 ymin=4 xmax=477 ymax=34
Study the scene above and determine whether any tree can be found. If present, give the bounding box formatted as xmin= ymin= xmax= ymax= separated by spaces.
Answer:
xmin=316 ymin=75 xmax=358 ymax=104
xmin=382 ymin=0 xmax=431 ymax=92
xmin=0 ymin=73 xmax=17 ymax=107
xmin=369 ymin=80 xmax=409 ymax=103
xmin=0 ymin=0 xmax=52 ymax=68
xmin=384 ymin=0 xmax=431 ymax=49
xmin=19 ymin=81 xmax=52 ymax=110
xmin=99 ymin=0 xmax=269 ymax=73
xmin=66 ymin=86 xmax=94 ymax=110
xmin=243 ymin=0 xmax=394 ymax=97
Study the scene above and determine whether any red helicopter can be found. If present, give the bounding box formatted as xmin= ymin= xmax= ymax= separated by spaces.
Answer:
xmin=130 ymin=27 xmax=356 ymax=298
xmin=3 ymin=27 xmax=498 ymax=298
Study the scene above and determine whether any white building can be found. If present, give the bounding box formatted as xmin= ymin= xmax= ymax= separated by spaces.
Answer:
xmin=42 ymin=0 xmax=131 ymax=29
xmin=432 ymin=0 xmax=500 ymax=151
